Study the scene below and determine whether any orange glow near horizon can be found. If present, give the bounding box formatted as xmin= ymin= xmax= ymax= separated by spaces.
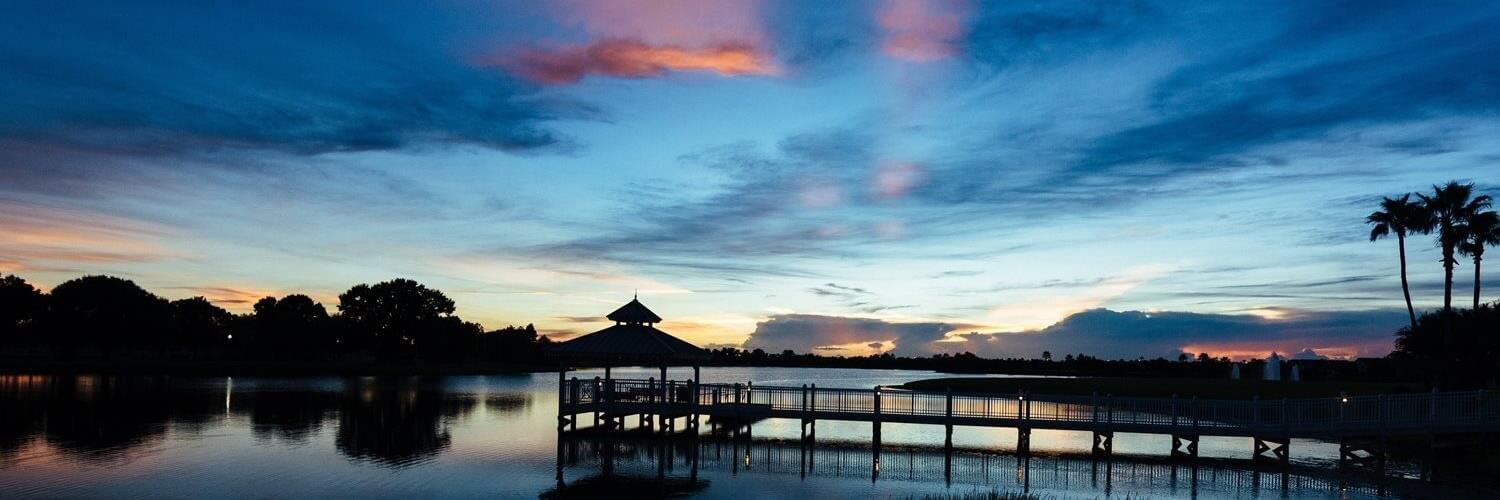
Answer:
xmin=1178 ymin=344 xmax=1364 ymax=361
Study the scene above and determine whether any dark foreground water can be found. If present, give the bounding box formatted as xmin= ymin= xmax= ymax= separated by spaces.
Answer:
xmin=0 ymin=368 xmax=1477 ymax=498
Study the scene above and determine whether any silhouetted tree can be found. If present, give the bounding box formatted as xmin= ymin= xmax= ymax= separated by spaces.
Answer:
xmin=481 ymin=323 xmax=542 ymax=362
xmin=1368 ymin=193 xmax=1433 ymax=329
xmin=1458 ymin=210 xmax=1500 ymax=309
xmin=1418 ymin=182 xmax=1492 ymax=315
xmin=338 ymin=279 xmax=458 ymax=360
xmin=249 ymin=294 xmax=333 ymax=357
xmin=0 ymin=275 xmax=45 ymax=346
xmin=1393 ymin=302 xmax=1500 ymax=389
xmin=45 ymin=276 xmax=171 ymax=356
xmin=170 ymin=297 xmax=234 ymax=349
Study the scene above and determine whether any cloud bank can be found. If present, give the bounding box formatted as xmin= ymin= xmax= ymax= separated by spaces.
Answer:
xmin=744 ymin=308 xmax=1406 ymax=360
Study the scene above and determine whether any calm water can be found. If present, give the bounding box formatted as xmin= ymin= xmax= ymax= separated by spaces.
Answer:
xmin=0 ymin=368 xmax=1471 ymax=498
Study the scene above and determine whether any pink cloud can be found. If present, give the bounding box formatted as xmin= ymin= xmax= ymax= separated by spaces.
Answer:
xmin=501 ymin=39 xmax=777 ymax=85
xmin=494 ymin=0 xmax=777 ymax=85
xmin=549 ymin=0 xmax=767 ymax=47
xmin=874 ymin=162 xmax=924 ymax=198
xmin=876 ymin=0 xmax=971 ymax=62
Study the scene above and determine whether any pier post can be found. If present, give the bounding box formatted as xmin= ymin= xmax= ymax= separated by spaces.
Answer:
xmin=557 ymin=368 xmax=567 ymax=433
xmin=873 ymin=385 xmax=882 ymax=465
xmin=1092 ymin=393 xmax=1113 ymax=458
xmin=660 ymin=366 xmax=668 ymax=402
xmin=593 ymin=376 xmax=603 ymax=430
xmin=569 ymin=378 xmax=579 ymax=431
xmin=644 ymin=377 xmax=656 ymax=430
xmin=944 ymin=388 xmax=954 ymax=453
xmin=1019 ymin=391 xmax=1031 ymax=456
xmin=1018 ymin=427 xmax=1032 ymax=457
xmin=808 ymin=384 xmax=817 ymax=445
xmin=1170 ymin=394 xmax=1178 ymax=427
xmin=800 ymin=384 xmax=809 ymax=443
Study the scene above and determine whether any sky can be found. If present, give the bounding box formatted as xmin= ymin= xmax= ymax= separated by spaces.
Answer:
xmin=3 ymin=0 xmax=1498 ymax=360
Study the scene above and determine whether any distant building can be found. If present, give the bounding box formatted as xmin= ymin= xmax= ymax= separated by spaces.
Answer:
xmin=1230 ymin=363 xmax=1241 ymax=380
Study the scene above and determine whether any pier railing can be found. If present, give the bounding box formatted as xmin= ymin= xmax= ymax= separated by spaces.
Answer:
xmin=560 ymin=377 xmax=1498 ymax=437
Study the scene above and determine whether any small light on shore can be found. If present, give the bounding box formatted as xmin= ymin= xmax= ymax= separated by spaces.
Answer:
xmin=226 ymin=334 xmax=233 ymax=340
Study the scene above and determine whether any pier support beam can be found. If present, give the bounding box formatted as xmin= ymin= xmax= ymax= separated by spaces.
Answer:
xmin=1092 ymin=431 xmax=1113 ymax=458
xmin=1253 ymin=436 xmax=1289 ymax=466
xmin=1017 ymin=427 xmax=1031 ymax=457
xmin=1339 ymin=437 xmax=1385 ymax=470
xmin=1171 ymin=434 xmax=1198 ymax=461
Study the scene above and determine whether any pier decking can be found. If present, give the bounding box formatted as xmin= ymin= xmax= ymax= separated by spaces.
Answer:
xmin=558 ymin=377 xmax=1500 ymax=464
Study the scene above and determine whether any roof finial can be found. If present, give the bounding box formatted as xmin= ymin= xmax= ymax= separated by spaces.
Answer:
xmin=633 ymin=289 xmax=638 ymax=300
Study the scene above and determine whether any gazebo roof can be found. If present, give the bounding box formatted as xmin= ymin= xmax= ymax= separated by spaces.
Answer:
xmin=606 ymin=298 xmax=662 ymax=324
xmin=550 ymin=298 xmax=708 ymax=364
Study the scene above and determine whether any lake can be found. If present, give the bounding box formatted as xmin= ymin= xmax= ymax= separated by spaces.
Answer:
xmin=0 ymin=368 xmax=1475 ymax=498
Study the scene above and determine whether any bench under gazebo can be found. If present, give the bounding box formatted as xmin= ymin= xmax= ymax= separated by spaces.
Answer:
xmin=550 ymin=296 xmax=710 ymax=433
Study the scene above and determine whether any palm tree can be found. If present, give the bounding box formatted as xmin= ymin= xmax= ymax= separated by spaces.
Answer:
xmin=1417 ymin=182 xmax=1492 ymax=314
xmin=1367 ymin=194 xmax=1431 ymax=330
xmin=1458 ymin=210 xmax=1500 ymax=309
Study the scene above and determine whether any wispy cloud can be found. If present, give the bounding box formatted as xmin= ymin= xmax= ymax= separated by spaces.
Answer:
xmin=498 ymin=40 xmax=777 ymax=85
xmin=876 ymin=0 xmax=971 ymax=62
xmin=0 ymin=2 xmax=585 ymax=156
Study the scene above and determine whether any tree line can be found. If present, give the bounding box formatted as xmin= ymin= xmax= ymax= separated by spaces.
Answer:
xmin=703 ymin=347 xmax=1417 ymax=383
xmin=0 ymin=274 xmax=549 ymax=364
xmin=1367 ymin=180 xmax=1499 ymax=387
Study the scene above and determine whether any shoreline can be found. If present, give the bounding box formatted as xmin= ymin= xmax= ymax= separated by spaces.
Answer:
xmin=899 ymin=376 xmax=1427 ymax=400
xmin=0 ymin=358 xmax=555 ymax=377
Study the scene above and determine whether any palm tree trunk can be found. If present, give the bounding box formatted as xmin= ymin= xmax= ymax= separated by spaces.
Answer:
xmin=1398 ymin=233 xmax=1417 ymax=329
xmin=1441 ymin=244 xmax=1455 ymax=365
xmin=1440 ymin=253 xmax=1452 ymax=312
xmin=1474 ymin=255 xmax=1483 ymax=309
xmin=1443 ymin=247 xmax=1455 ymax=313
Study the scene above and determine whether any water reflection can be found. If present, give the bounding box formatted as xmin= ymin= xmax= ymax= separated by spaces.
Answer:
xmin=0 ymin=371 xmax=1490 ymax=498
xmin=335 ymin=385 xmax=477 ymax=466
xmin=0 ymin=375 xmax=529 ymax=468
xmin=556 ymin=431 xmax=1451 ymax=499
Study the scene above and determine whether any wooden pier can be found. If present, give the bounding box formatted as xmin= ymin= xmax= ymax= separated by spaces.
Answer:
xmin=559 ymin=376 xmax=1500 ymax=465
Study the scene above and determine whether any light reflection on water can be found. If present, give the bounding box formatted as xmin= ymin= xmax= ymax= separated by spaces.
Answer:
xmin=0 ymin=369 xmax=1468 ymax=498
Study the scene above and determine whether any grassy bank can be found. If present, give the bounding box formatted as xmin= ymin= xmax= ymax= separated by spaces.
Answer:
xmin=900 ymin=376 xmax=1425 ymax=400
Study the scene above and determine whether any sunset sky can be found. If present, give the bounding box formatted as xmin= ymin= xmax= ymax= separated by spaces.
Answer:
xmin=3 ymin=1 xmax=1498 ymax=360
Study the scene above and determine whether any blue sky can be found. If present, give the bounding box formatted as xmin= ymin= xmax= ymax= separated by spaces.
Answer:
xmin=3 ymin=0 xmax=1498 ymax=359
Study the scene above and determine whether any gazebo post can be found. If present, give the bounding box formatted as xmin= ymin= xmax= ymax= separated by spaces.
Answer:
xmin=691 ymin=365 xmax=701 ymax=432
xmin=660 ymin=365 xmax=670 ymax=432
xmin=557 ymin=365 xmax=567 ymax=433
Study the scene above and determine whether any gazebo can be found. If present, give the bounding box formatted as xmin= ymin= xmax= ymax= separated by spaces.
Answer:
xmin=549 ymin=296 xmax=710 ymax=392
